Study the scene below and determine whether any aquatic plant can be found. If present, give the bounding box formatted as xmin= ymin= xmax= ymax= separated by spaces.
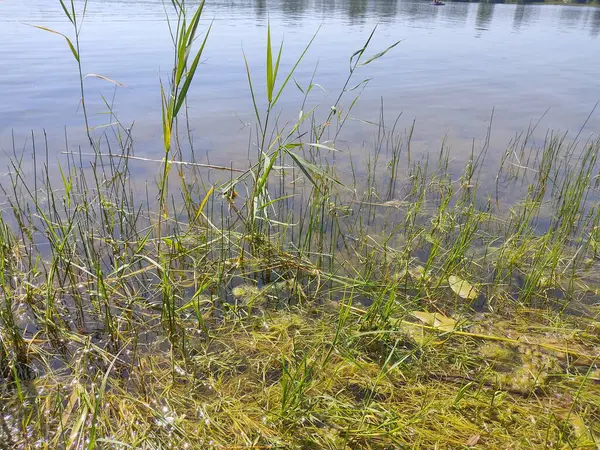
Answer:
xmin=1 ymin=1 xmax=599 ymax=448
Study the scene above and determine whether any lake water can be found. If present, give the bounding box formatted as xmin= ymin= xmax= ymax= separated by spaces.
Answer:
xmin=1 ymin=0 xmax=600 ymax=175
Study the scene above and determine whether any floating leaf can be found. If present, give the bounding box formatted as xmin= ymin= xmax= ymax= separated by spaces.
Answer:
xmin=412 ymin=311 xmax=436 ymax=325
xmin=412 ymin=311 xmax=456 ymax=332
xmin=434 ymin=315 xmax=457 ymax=332
xmin=448 ymin=275 xmax=478 ymax=300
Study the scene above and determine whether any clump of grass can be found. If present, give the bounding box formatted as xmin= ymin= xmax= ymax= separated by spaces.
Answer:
xmin=1 ymin=1 xmax=600 ymax=449
xmin=4 ymin=303 xmax=599 ymax=448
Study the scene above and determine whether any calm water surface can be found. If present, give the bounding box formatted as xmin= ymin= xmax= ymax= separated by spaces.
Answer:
xmin=1 ymin=0 xmax=600 ymax=174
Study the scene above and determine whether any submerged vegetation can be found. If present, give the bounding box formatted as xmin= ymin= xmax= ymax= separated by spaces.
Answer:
xmin=1 ymin=0 xmax=600 ymax=448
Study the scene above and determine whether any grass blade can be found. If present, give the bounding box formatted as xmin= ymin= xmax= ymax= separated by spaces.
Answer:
xmin=173 ymin=22 xmax=212 ymax=118
xmin=359 ymin=40 xmax=402 ymax=67
xmin=59 ymin=0 xmax=75 ymax=24
xmin=28 ymin=25 xmax=79 ymax=62
xmin=266 ymin=24 xmax=274 ymax=104
xmin=272 ymin=26 xmax=320 ymax=106
xmin=84 ymin=73 xmax=125 ymax=86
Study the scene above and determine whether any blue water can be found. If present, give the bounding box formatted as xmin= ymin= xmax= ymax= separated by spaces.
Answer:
xmin=0 ymin=0 xmax=599 ymax=171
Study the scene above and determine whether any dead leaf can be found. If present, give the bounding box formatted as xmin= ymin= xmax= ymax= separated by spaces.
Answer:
xmin=465 ymin=434 xmax=481 ymax=446
xmin=412 ymin=311 xmax=436 ymax=325
xmin=84 ymin=73 xmax=126 ymax=86
xmin=433 ymin=314 xmax=457 ymax=332
xmin=449 ymin=275 xmax=478 ymax=300
xmin=412 ymin=311 xmax=456 ymax=332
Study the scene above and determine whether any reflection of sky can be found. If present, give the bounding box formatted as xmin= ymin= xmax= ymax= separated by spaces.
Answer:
xmin=0 ymin=0 xmax=599 ymax=171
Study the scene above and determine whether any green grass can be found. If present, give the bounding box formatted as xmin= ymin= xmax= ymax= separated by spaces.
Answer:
xmin=1 ymin=1 xmax=600 ymax=448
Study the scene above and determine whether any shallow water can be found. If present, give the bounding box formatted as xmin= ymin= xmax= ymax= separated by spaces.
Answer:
xmin=0 ymin=0 xmax=599 ymax=179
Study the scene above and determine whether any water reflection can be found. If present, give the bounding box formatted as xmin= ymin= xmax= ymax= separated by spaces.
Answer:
xmin=591 ymin=8 xmax=600 ymax=37
xmin=560 ymin=7 xmax=585 ymax=30
xmin=475 ymin=2 xmax=496 ymax=34
xmin=373 ymin=0 xmax=399 ymax=21
xmin=346 ymin=0 xmax=369 ymax=23
xmin=281 ymin=0 xmax=308 ymax=21
xmin=254 ymin=0 xmax=266 ymax=18
xmin=314 ymin=0 xmax=337 ymax=16
xmin=398 ymin=0 xmax=432 ymax=24
xmin=242 ymin=0 xmax=600 ymax=36
xmin=441 ymin=3 xmax=472 ymax=27
xmin=3 ymin=0 xmax=600 ymax=170
xmin=512 ymin=4 xmax=538 ymax=31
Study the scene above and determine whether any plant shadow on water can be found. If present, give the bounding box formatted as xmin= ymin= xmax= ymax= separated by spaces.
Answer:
xmin=1 ymin=1 xmax=600 ymax=449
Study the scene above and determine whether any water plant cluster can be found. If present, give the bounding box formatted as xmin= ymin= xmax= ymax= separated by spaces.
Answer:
xmin=1 ymin=1 xmax=599 ymax=448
